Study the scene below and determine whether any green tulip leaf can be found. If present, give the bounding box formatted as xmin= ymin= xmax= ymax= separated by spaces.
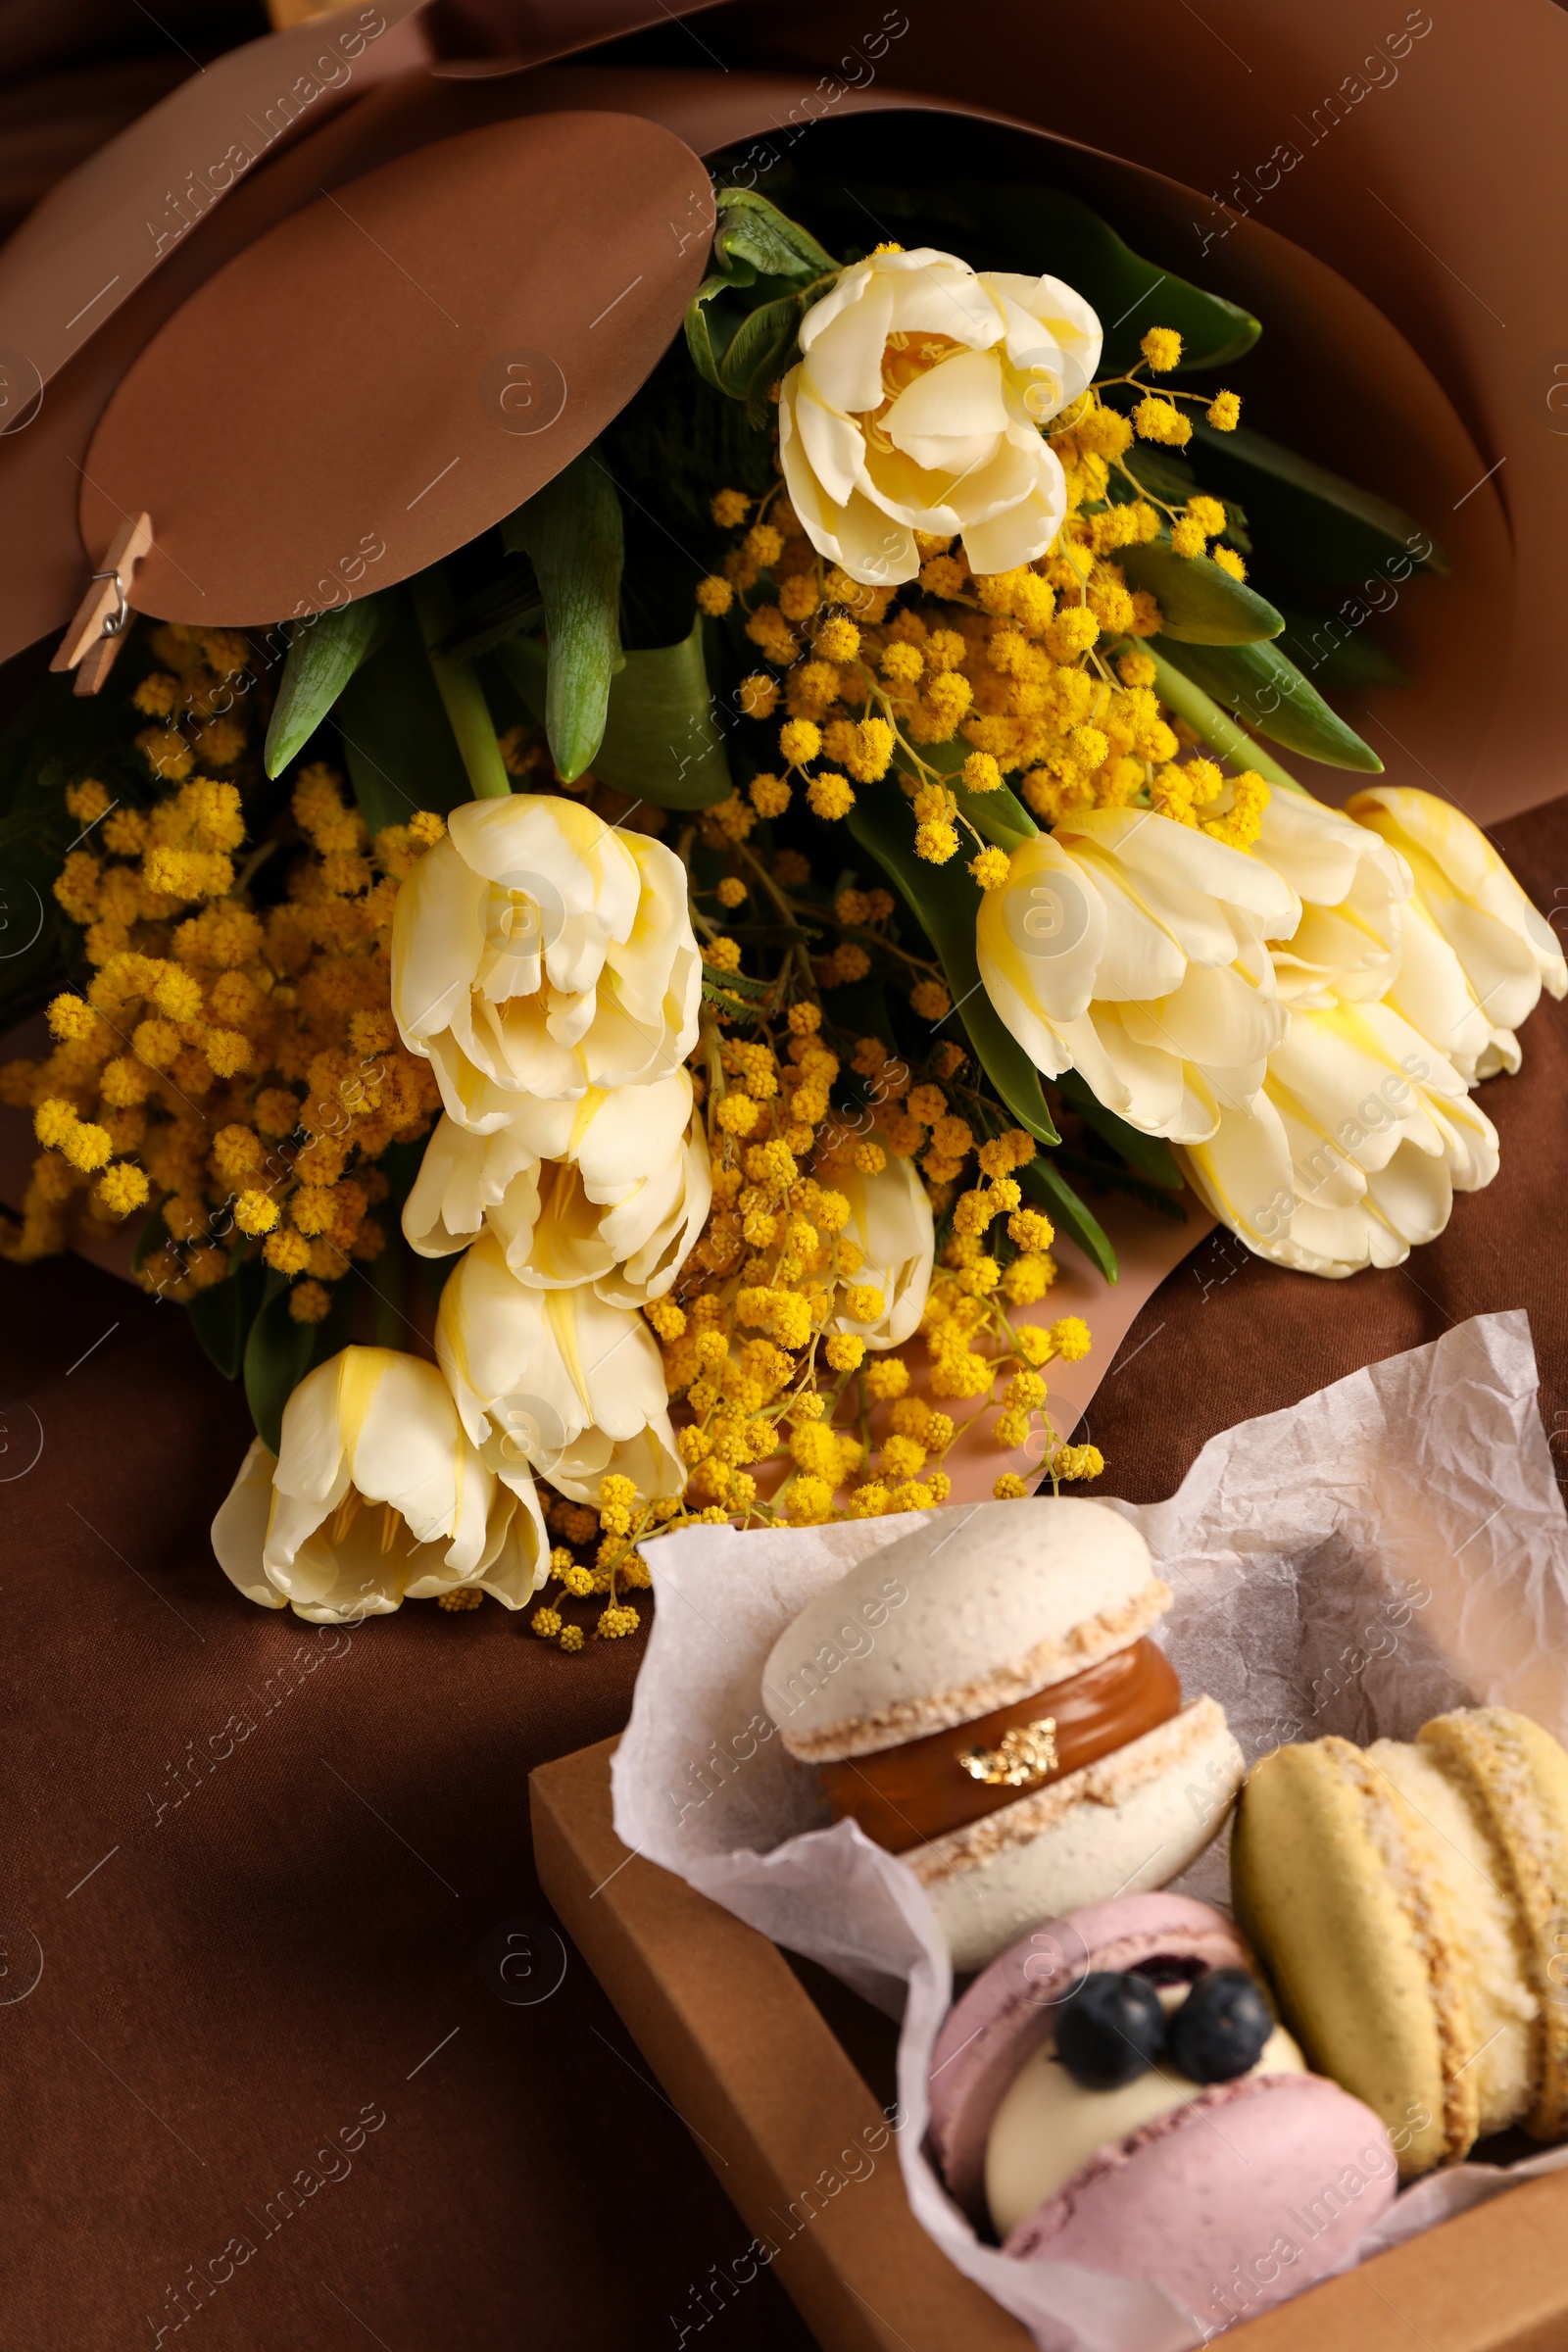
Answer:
xmin=1138 ymin=642 xmax=1306 ymax=795
xmin=711 ymin=189 xmax=838 ymax=284
xmin=1155 ymin=638 xmax=1383 ymax=772
xmin=185 ymin=1252 xmax=268 ymax=1383
xmin=716 ymin=291 xmax=807 ymax=426
xmin=1054 ymin=1070 xmax=1185 ymax=1191
xmin=1189 ymin=417 xmax=1448 ymax=584
xmin=714 ymin=190 xmax=841 ymax=284
xmin=496 ymin=616 xmax=734 ymax=809
xmin=411 ymin=570 xmax=511 ymax=802
xmin=1017 ymin=1154 xmax=1117 ymax=1285
xmin=686 ymin=193 xmax=837 ymax=410
xmin=1271 ymin=594 xmax=1409 ymax=691
xmin=905 ymin=736 xmax=1039 ymax=853
xmin=264 ymin=592 xmax=393 ymax=778
xmin=244 ymin=1275 xmax=318 ymax=1456
xmin=1119 ymin=541 xmax=1284 ymax=644
xmin=502 ymin=449 xmax=625 ymax=782
xmin=825 ymin=177 xmax=1259 ymax=376
xmin=440 ymin=557 xmax=545 ymax=664
xmin=336 ymin=594 xmax=476 ymax=836
xmin=845 ymin=775 xmax=1060 ymax=1151
xmin=243 ymin=1271 xmax=353 ymax=1456
xmin=993 ymin=186 xmax=1260 ymax=375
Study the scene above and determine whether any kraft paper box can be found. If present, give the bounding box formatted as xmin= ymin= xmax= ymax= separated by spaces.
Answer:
xmin=535 ymin=1312 xmax=1568 ymax=2351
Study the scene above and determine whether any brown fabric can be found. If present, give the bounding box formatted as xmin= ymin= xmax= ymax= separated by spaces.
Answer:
xmin=3 ymin=805 xmax=1558 ymax=2346
xmin=0 ymin=1254 xmax=812 ymax=2347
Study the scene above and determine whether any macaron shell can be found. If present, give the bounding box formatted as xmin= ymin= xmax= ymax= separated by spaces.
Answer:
xmin=921 ymin=1699 xmax=1243 ymax=1973
xmin=1419 ymin=1707 xmax=1568 ymax=2140
xmin=929 ymin=1893 xmax=1250 ymax=2226
xmin=1231 ymin=1740 xmax=1460 ymax=2178
xmin=762 ymin=1497 xmax=1162 ymax=1762
xmin=1003 ymin=2070 xmax=1398 ymax=2332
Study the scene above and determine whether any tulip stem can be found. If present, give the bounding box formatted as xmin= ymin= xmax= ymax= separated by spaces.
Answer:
xmin=412 ymin=571 xmax=514 ymax=800
xmin=1140 ymin=644 xmax=1309 ymax=796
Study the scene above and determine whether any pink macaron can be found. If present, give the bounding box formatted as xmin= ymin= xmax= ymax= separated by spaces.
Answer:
xmin=928 ymin=1894 xmax=1397 ymax=2333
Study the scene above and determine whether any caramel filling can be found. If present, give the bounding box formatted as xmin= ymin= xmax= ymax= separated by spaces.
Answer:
xmin=817 ymin=1638 xmax=1181 ymax=1854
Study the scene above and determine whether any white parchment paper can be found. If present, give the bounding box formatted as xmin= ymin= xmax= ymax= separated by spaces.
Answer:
xmin=612 ymin=1310 xmax=1568 ymax=2348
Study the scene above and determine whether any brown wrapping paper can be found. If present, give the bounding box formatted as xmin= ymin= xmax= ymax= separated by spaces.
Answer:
xmin=760 ymin=0 xmax=1568 ymax=825
xmin=77 ymin=109 xmax=716 ymax=621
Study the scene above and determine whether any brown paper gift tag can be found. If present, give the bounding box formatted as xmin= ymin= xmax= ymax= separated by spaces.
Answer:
xmin=75 ymin=110 xmax=714 ymax=623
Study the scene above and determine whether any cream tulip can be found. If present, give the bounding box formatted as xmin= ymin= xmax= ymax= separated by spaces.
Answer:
xmin=403 ymin=1070 xmax=710 ymax=1307
xmin=211 ymin=1347 xmax=547 ymax=1621
xmin=1347 ymin=786 xmax=1567 ymax=1080
xmin=1255 ymin=787 xmax=1410 ymax=1007
xmin=436 ymin=1231 xmax=683 ymax=1504
xmin=778 ymin=247 xmax=1101 ymax=587
xmin=977 ymin=808 xmax=1299 ymax=1142
xmin=1180 ymin=997 xmax=1498 ymax=1278
xmin=392 ymin=794 xmax=701 ymax=1130
xmin=831 ymin=1150 xmax=935 ymax=1348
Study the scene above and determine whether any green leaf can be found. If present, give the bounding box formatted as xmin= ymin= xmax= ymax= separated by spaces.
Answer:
xmin=410 ymin=570 xmax=511 ymax=801
xmin=502 ymin=450 xmax=625 ymax=781
xmin=1054 ymin=1071 xmax=1184 ymax=1191
xmin=441 ymin=557 xmax=545 ymax=664
xmin=1054 ymin=1146 xmax=1190 ymax=1223
xmin=924 ymin=180 xmax=1259 ymax=375
xmin=1155 ymin=638 xmax=1383 ymax=772
xmin=685 ymin=192 xmax=837 ymax=411
xmin=712 ymin=189 xmax=838 ymax=283
xmin=495 ymin=616 xmax=734 ymax=809
xmin=1017 ymin=1154 xmax=1117 ymax=1284
xmin=186 ymin=1252 xmax=267 ymax=1383
xmin=716 ymin=292 xmax=805 ymax=427
xmin=1138 ymin=643 xmax=1305 ymax=795
xmin=242 ymin=1272 xmax=352 ymax=1456
xmin=683 ymin=282 xmax=731 ymax=396
xmin=1190 ymin=417 xmax=1448 ymax=584
xmin=844 ymin=775 xmax=1060 ymax=1150
xmin=264 ymin=594 xmax=393 ymax=779
xmin=1270 ymin=593 xmax=1409 ymax=690
xmin=1119 ymin=541 xmax=1284 ymax=644
xmin=336 ymin=594 xmax=476 ymax=835
xmin=904 ymin=736 xmax=1038 ymax=853
xmin=243 ymin=1275 xmax=317 ymax=1456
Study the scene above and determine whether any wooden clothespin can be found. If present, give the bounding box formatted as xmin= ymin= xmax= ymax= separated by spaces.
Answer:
xmin=51 ymin=512 xmax=153 ymax=697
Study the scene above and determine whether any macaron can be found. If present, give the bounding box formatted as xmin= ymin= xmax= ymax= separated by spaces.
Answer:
xmin=1232 ymin=1704 xmax=1568 ymax=2179
xmin=760 ymin=1498 xmax=1243 ymax=1971
xmin=927 ymin=1893 xmax=1397 ymax=2333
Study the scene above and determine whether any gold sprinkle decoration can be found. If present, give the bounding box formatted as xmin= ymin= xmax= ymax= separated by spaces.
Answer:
xmin=957 ymin=1717 xmax=1058 ymax=1788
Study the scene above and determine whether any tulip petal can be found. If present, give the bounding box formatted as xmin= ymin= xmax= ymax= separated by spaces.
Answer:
xmin=881 ymin=253 xmax=1003 ymax=345
xmin=796 ymin=378 xmax=875 ymax=509
xmin=832 ymin=1152 xmax=934 ymax=1348
xmin=212 ymin=1438 xmax=287 ymax=1609
xmin=800 ymin=269 xmax=895 ymax=412
xmin=392 ymin=837 xmax=488 ymax=1052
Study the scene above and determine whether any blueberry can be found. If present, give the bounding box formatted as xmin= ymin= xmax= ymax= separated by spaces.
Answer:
xmin=1054 ymin=1971 xmax=1167 ymax=2089
xmin=1166 ymin=1968 xmax=1275 ymax=2083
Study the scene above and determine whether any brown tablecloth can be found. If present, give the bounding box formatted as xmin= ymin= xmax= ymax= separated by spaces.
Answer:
xmin=2 ymin=794 xmax=1562 ymax=2351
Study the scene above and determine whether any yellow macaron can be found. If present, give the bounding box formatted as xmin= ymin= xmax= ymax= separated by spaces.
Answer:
xmin=1232 ymin=1706 xmax=1568 ymax=2180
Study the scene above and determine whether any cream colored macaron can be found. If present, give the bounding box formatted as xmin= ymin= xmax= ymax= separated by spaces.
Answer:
xmin=1233 ymin=1705 xmax=1568 ymax=2178
xmin=762 ymin=1499 xmax=1243 ymax=1971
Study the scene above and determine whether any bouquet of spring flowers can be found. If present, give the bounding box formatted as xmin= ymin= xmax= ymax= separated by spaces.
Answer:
xmin=2 ymin=162 xmax=1560 ymax=1643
